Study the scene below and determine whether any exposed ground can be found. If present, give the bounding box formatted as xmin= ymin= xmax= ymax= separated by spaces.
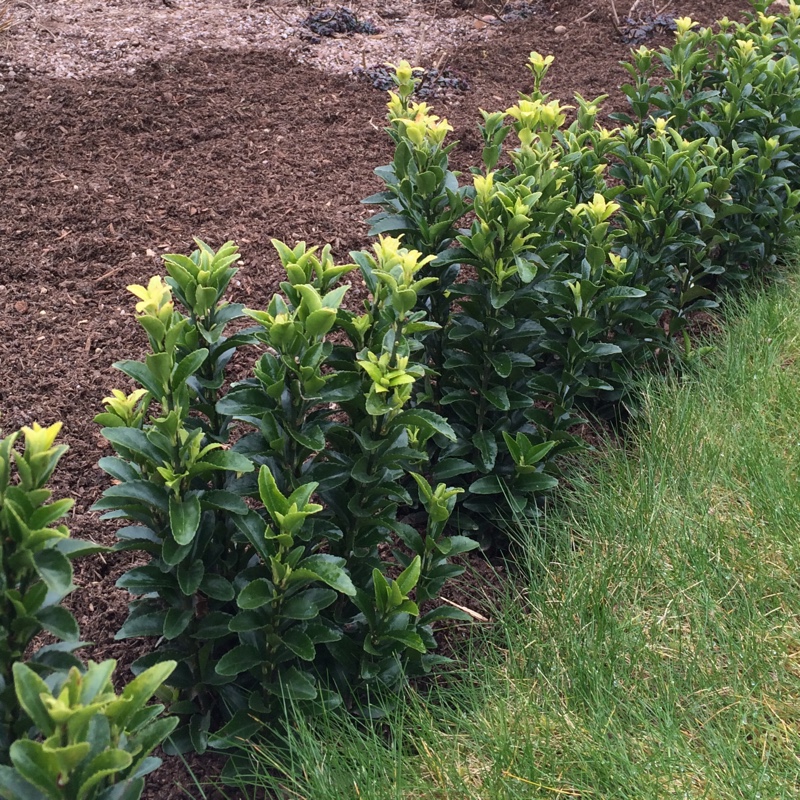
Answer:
xmin=0 ymin=0 xmax=757 ymax=795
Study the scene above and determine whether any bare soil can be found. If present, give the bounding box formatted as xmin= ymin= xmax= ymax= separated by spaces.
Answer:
xmin=0 ymin=0 xmax=755 ymax=795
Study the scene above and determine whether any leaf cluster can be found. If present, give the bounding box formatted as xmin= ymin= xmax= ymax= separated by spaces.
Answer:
xmin=0 ymin=424 xmax=104 ymax=761
xmin=360 ymin=2 xmax=800 ymax=531
xmin=0 ymin=660 xmax=177 ymax=800
xmin=95 ymin=238 xmax=477 ymax=753
xmin=0 ymin=424 xmax=176 ymax=797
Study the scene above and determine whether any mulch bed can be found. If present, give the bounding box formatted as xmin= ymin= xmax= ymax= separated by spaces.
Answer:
xmin=0 ymin=0 xmax=753 ymax=795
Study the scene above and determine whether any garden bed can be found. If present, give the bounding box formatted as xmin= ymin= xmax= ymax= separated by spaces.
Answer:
xmin=0 ymin=0 xmax=761 ymax=795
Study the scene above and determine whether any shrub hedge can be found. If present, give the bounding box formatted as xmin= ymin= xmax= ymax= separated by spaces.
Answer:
xmin=3 ymin=0 xmax=800 ymax=791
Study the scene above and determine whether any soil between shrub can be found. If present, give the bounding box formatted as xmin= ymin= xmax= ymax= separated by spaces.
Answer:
xmin=0 ymin=0 xmax=753 ymax=795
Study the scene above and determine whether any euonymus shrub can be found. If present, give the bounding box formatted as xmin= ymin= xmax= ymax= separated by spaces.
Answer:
xmin=0 ymin=424 xmax=177 ymax=798
xmin=364 ymin=0 xmax=800 ymax=524
xmin=97 ymin=0 xmax=800 ymax=751
xmin=0 ymin=660 xmax=177 ymax=800
xmin=614 ymin=7 xmax=800 ymax=277
xmin=95 ymin=239 xmax=477 ymax=753
xmin=0 ymin=424 xmax=99 ymax=761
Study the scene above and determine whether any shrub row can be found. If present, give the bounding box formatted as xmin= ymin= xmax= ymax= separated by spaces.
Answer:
xmin=366 ymin=5 xmax=800 ymax=527
xmin=2 ymin=1 xmax=800 ymax=792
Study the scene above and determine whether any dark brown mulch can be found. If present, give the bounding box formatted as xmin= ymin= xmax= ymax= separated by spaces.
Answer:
xmin=0 ymin=0 xmax=755 ymax=795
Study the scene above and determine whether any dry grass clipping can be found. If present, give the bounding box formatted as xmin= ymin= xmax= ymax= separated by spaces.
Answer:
xmin=0 ymin=1 xmax=14 ymax=35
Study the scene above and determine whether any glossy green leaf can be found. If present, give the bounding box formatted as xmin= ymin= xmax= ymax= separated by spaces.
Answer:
xmin=515 ymin=472 xmax=559 ymax=493
xmin=33 ymin=549 xmax=74 ymax=599
xmin=94 ymin=480 xmax=169 ymax=514
xmin=117 ymin=566 xmax=175 ymax=595
xmin=208 ymin=710 xmax=264 ymax=749
xmin=281 ymin=629 xmax=316 ymax=661
xmin=237 ymin=578 xmax=274 ymax=610
xmin=294 ymin=555 xmax=356 ymax=596
xmin=482 ymin=386 xmax=510 ymax=411
xmin=390 ymin=409 xmax=456 ymax=441
xmin=199 ymin=489 xmax=248 ymax=514
xmin=12 ymin=663 xmax=53 ymax=736
xmin=35 ymin=606 xmax=79 ymax=641
xmin=172 ymin=349 xmax=209 ymax=387
xmin=431 ymin=458 xmax=476 ymax=480
xmin=190 ymin=611 xmax=234 ymax=640
xmin=473 ymin=431 xmax=498 ymax=472
xmin=396 ymin=556 xmax=421 ymax=596
xmin=169 ymin=494 xmax=201 ymax=546
xmin=0 ymin=765 xmax=46 ymax=800
xmin=99 ymin=428 xmax=167 ymax=466
xmin=281 ymin=588 xmax=338 ymax=620
xmin=163 ymin=608 xmax=193 ymax=640
xmin=216 ymin=645 xmax=262 ymax=677
xmin=77 ymin=749 xmax=133 ymax=799
xmin=113 ymin=360 xmax=164 ymax=400
xmin=467 ymin=475 xmax=503 ymax=495
xmin=115 ymin=610 xmax=167 ymax=640
xmin=199 ymin=450 xmax=254 ymax=473
xmin=270 ymin=666 xmax=317 ymax=701
xmin=177 ymin=558 xmax=205 ymax=596
xmin=7 ymin=740 xmax=60 ymax=798
xmin=199 ymin=574 xmax=235 ymax=601
xmin=384 ymin=629 xmax=426 ymax=653
xmin=113 ymin=661 xmax=177 ymax=726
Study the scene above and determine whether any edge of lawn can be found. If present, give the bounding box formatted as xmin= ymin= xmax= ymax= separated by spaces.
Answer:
xmin=214 ymin=264 xmax=800 ymax=800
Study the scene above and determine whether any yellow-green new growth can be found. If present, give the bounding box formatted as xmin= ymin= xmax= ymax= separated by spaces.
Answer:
xmin=386 ymin=82 xmax=453 ymax=151
xmin=271 ymin=239 xmax=355 ymax=290
xmin=397 ymin=110 xmax=453 ymax=148
xmin=100 ymin=388 xmax=149 ymax=428
xmin=526 ymin=50 xmax=555 ymax=94
xmin=386 ymin=93 xmax=432 ymax=123
xmin=386 ymin=59 xmax=422 ymax=102
xmin=674 ymin=16 xmax=698 ymax=37
xmin=606 ymin=253 xmax=631 ymax=284
xmin=371 ymin=235 xmax=437 ymax=292
xmin=19 ymin=421 xmax=63 ymax=461
xmin=128 ymin=276 xmax=173 ymax=321
xmin=11 ymin=422 xmax=71 ymax=493
xmin=757 ymin=12 xmax=779 ymax=33
xmin=358 ymin=351 xmax=418 ymax=395
xmin=245 ymin=281 xmax=349 ymax=348
xmin=527 ymin=51 xmax=554 ymax=73
xmin=155 ymin=426 xmax=222 ymax=492
xmin=570 ymin=193 xmax=620 ymax=224
xmin=9 ymin=658 xmax=177 ymax=800
xmin=473 ymin=171 xmax=495 ymax=206
xmin=507 ymin=98 xmax=570 ymax=147
xmin=127 ymin=276 xmax=178 ymax=351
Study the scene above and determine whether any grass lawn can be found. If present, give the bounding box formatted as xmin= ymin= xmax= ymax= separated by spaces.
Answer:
xmin=218 ymin=272 xmax=800 ymax=800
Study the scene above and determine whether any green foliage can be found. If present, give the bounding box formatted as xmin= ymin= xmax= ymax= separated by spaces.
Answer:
xmin=366 ymin=61 xmax=470 ymax=260
xmin=613 ymin=5 xmax=800 ymax=275
xmin=361 ymin=2 xmax=800 ymax=526
xmin=226 ymin=235 xmax=475 ymax=701
xmin=0 ymin=425 xmax=174 ymax=796
xmin=96 ymin=238 xmax=476 ymax=752
xmin=363 ymin=61 xmax=474 ymax=386
xmin=95 ymin=0 xmax=800 ymax=758
xmin=0 ymin=423 xmax=105 ymax=762
xmin=0 ymin=660 xmax=177 ymax=800
xmin=220 ymin=237 xmax=474 ymax=716
xmin=92 ymin=242 xmax=260 ymax=753
xmin=222 ymin=271 xmax=800 ymax=800
xmin=611 ymin=126 xmax=750 ymax=338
